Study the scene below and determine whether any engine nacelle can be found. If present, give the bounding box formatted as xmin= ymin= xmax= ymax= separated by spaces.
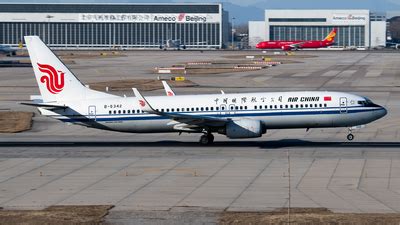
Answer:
xmin=282 ymin=45 xmax=292 ymax=51
xmin=223 ymin=119 xmax=263 ymax=139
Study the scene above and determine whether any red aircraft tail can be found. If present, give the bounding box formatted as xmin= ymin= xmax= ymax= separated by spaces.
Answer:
xmin=323 ymin=28 xmax=337 ymax=42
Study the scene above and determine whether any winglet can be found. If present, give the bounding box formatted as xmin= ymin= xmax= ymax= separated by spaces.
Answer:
xmin=162 ymin=81 xmax=176 ymax=96
xmin=132 ymin=88 xmax=158 ymax=114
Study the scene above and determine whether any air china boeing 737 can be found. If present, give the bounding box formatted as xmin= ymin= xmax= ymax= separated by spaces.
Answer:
xmin=23 ymin=36 xmax=387 ymax=145
xmin=256 ymin=28 xmax=337 ymax=51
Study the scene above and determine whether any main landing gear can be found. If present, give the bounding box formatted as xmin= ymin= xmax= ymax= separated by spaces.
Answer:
xmin=347 ymin=128 xmax=354 ymax=141
xmin=199 ymin=133 xmax=214 ymax=145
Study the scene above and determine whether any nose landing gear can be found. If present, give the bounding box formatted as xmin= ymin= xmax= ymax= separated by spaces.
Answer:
xmin=347 ymin=133 xmax=354 ymax=141
xmin=347 ymin=128 xmax=354 ymax=141
xmin=199 ymin=133 xmax=214 ymax=145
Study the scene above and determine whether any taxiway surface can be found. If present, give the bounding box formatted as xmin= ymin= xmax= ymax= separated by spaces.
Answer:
xmin=1 ymin=50 xmax=400 ymax=223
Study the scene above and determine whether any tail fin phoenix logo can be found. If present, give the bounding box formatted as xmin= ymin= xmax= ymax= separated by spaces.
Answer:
xmin=37 ymin=63 xmax=65 ymax=94
xmin=325 ymin=30 xmax=337 ymax=42
xmin=139 ymin=100 xmax=146 ymax=107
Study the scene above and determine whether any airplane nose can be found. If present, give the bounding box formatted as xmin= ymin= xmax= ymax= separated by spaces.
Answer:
xmin=375 ymin=106 xmax=387 ymax=120
xmin=380 ymin=107 xmax=388 ymax=118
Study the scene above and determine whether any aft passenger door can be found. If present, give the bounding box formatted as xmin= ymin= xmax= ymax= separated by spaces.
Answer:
xmin=88 ymin=105 xmax=97 ymax=120
xmin=339 ymin=97 xmax=347 ymax=114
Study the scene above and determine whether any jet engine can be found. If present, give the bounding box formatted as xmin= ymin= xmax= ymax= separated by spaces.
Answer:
xmin=220 ymin=119 xmax=264 ymax=139
xmin=282 ymin=45 xmax=292 ymax=51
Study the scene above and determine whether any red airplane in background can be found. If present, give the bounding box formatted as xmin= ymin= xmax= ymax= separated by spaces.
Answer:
xmin=256 ymin=28 xmax=337 ymax=51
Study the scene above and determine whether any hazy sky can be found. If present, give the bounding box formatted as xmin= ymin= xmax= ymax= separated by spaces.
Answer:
xmin=0 ymin=0 xmax=399 ymax=9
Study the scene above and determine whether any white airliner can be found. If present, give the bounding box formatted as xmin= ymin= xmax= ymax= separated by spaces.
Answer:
xmin=22 ymin=36 xmax=387 ymax=145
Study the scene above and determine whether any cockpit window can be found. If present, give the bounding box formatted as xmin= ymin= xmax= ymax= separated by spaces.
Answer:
xmin=358 ymin=99 xmax=379 ymax=107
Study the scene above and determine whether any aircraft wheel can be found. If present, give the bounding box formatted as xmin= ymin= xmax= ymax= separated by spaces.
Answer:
xmin=347 ymin=133 xmax=354 ymax=141
xmin=200 ymin=134 xmax=214 ymax=145
xmin=199 ymin=135 xmax=209 ymax=145
xmin=208 ymin=133 xmax=214 ymax=143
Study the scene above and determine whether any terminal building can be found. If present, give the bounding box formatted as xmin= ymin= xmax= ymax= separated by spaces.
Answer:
xmin=249 ymin=9 xmax=387 ymax=49
xmin=0 ymin=3 xmax=229 ymax=49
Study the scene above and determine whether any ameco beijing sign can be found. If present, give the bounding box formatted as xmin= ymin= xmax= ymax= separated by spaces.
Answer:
xmin=79 ymin=13 xmax=220 ymax=23
xmin=332 ymin=14 xmax=367 ymax=25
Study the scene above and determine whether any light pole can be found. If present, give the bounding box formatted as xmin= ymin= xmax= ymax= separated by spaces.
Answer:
xmin=46 ymin=15 xmax=54 ymax=44
xmin=231 ymin=17 xmax=235 ymax=50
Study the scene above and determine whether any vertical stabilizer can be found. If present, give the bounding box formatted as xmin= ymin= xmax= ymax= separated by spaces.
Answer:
xmin=323 ymin=28 xmax=337 ymax=42
xmin=24 ymin=36 xmax=113 ymax=103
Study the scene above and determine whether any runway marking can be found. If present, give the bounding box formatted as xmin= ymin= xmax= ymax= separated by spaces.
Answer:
xmin=337 ymin=70 xmax=357 ymax=78
xmin=365 ymin=71 xmax=382 ymax=77
xmin=321 ymin=71 xmax=339 ymax=77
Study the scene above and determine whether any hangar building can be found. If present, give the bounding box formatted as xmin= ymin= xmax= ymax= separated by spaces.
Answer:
xmin=249 ymin=9 xmax=387 ymax=49
xmin=0 ymin=3 xmax=229 ymax=49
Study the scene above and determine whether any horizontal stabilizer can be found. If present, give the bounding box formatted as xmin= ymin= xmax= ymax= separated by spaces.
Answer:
xmin=20 ymin=102 xmax=68 ymax=109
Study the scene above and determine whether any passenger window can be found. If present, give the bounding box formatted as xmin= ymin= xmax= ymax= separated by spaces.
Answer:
xmin=240 ymin=106 xmax=243 ymax=110
xmin=221 ymin=106 xmax=225 ymax=110
xmin=201 ymin=107 xmax=204 ymax=111
xmin=211 ymin=107 xmax=214 ymax=111
xmin=305 ymin=104 xmax=308 ymax=108
xmin=274 ymin=105 xmax=278 ymax=109
xmin=319 ymin=104 xmax=322 ymax=107
xmin=280 ymin=105 xmax=283 ymax=109
xmin=128 ymin=110 xmax=131 ymax=114
xmin=265 ymin=105 xmax=268 ymax=109
xmin=216 ymin=107 xmax=219 ymax=110
xmin=315 ymin=104 xmax=318 ymax=107
xmin=290 ymin=105 xmax=293 ymax=108
xmin=186 ymin=108 xmax=189 ymax=111
xmin=176 ymin=108 xmax=180 ymax=112
xmin=255 ymin=106 xmax=258 ymax=109
xmin=118 ymin=110 xmax=121 ymax=114
xmin=196 ymin=107 xmax=199 ymax=111
xmin=191 ymin=108 xmax=194 ymax=111
xmin=123 ymin=110 xmax=126 ymax=114
xmin=206 ymin=107 xmax=209 ymax=111
xmin=285 ymin=105 xmax=288 ymax=109
xmin=324 ymin=104 xmax=327 ymax=107
xmin=295 ymin=105 xmax=298 ymax=108
xmin=166 ymin=109 xmax=170 ymax=112
xmin=245 ymin=106 xmax=248 ymax=110
xmin=300 ymin=105 xmax=303 ymax=108
xmin=109 ymin=111 xmax=112 ymax=114
xmin=235 ymin=106 xmax=239 ymax=110
xmin=113 ymin=110 xmax=117 ymax=114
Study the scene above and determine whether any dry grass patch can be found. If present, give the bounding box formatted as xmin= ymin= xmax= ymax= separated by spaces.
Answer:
xmin=0 ymin=205 xmax=113 ymax=225
xmin=0 ymin=111 xmax=33 ymax=133
xmin=220 ymin=208 xmax=400 ymax=225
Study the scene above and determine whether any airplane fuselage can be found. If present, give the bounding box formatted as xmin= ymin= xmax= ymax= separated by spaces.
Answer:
xmin=256 ymin=40 xmax=334 ymax=50
xmin=41 ymin=91 xmax=387 ymax=135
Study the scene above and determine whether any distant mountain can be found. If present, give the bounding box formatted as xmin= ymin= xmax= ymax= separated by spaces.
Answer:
xmin=255 ymin=0 xmax=400 ymax=12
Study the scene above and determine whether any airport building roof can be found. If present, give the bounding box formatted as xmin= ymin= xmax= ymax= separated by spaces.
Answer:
xmin=0 ymin=3 xmax=220 ymax=14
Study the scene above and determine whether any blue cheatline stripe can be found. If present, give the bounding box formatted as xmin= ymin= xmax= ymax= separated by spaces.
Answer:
xmin=55 ymin=107 xmax=382 ymax=123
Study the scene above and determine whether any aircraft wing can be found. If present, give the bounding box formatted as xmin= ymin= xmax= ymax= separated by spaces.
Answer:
xmin=289 ymin=42 xmax=305 ymax=49
xmin=132 ymin=88 xmax=228 ymax=129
